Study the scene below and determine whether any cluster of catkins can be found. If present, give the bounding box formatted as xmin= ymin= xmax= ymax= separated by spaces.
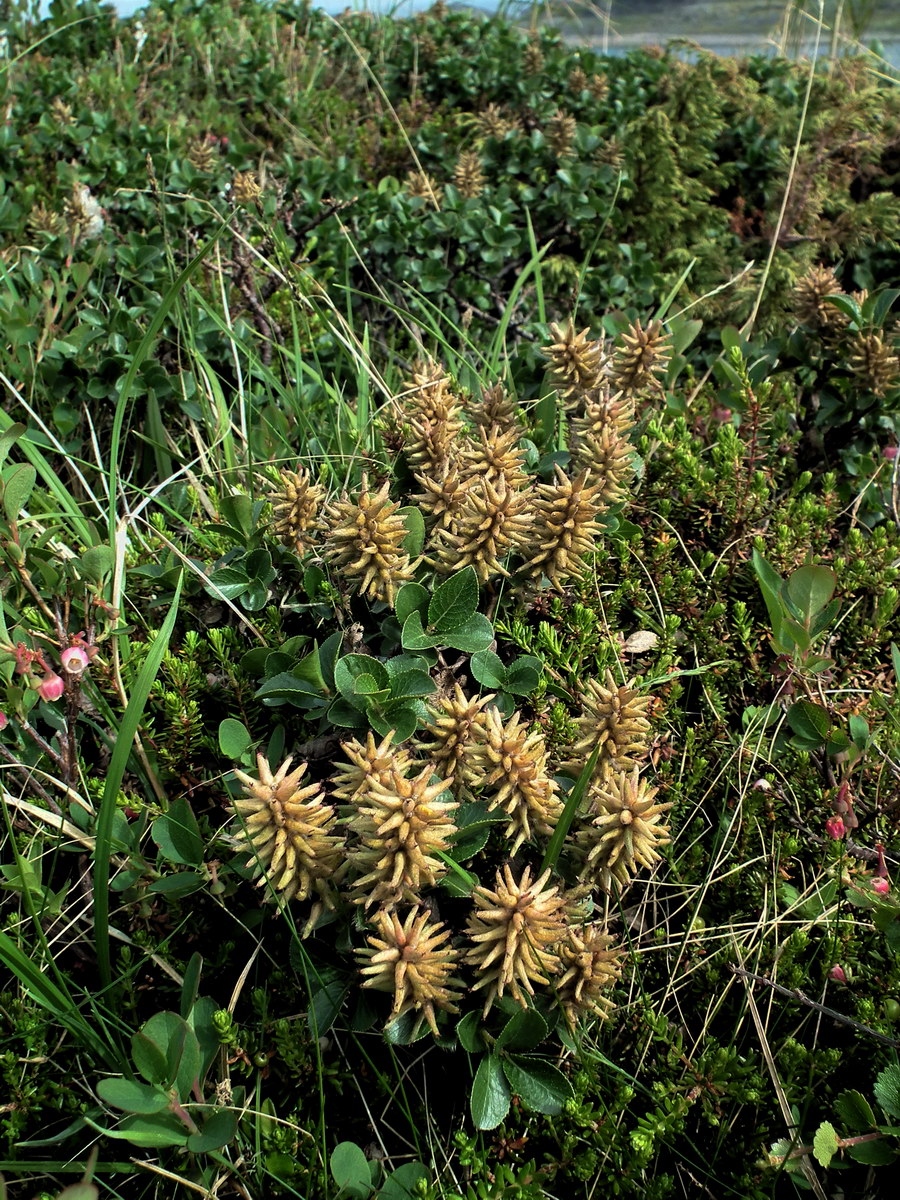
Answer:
xmin=230 ymin=674 xmax=670 ymax=1038
xmin=792 ymin=263 xmax=900 ymax=398
xmin=270 ymin=316 xmax=671 ymax=604
xmin=232 ymin=318 xmax=673 ymax=1037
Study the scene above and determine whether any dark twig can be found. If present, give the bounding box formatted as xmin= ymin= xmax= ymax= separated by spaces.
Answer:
xmin=728 ymin=964 xmax=900 ymax=1048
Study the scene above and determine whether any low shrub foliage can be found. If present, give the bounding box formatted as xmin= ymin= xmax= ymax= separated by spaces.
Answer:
xmin=1 ymin=0 xmax=900 ymax=1196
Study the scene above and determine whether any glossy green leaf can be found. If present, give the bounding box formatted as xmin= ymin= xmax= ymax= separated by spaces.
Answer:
xmin=146 ymin=872 xmax=204 ymax=897
xmin=0 ymin=422 xmax=26 ymax=470
xmin=456 ymin=1011 xmax=485 ymax=1053
xmin=395 ymin=582 xmax=429 ymax=624
xmin=367 ymin=704 xmax=420 ymax=742
xmin=504 ymin=655 xmax=542 ymax=695
xmin=448 ymin=824 xmax=490 ymax=860
xmin=327 ymin=698 xmax=368 ymax=728
xmin=352 ymin=673 xmax=380 ymax=695
xmin=205 ymin=565 xmax=250 ymax=601
xmin=846 ymin=1138 xmax=897 ymax=1165
xmin=2 ymin=462 xmax=36 ymax=522
xmin=428 ymin=567 xmax=478 ymax=632
xmin=397 ymin=506 xmax=426 ymax=557
xmin=401 ymin=611 xmax=440 ymax=650
xmin=501 ymin=1054 xmax=572 ymax=1115
xmin=471 ymin=1054 xmax=510 ymax=1130
xmin=496 ymin=1009 xmax=547 ymax=1053
xmin=470 ymin=649 xmax=506 ymax=689
xmin=378 ymin=1161 xmax=430 ymax=1199
xmin=834 ymin=1090 xmax=876 ymax=1131
xmin=220 ymin=492 xmax=255 ymax=538
xmin=824 ymin=293 xmax=862 ymax=326
xmin=218 ymin=717 xmax=252 ymax=759
xmin=151 ymin=797 xmax=203 ymax=867
xmin=330 ymin=1141 xmax=371 ymax=1199
xmin=874 ymin=1064 xmax=900 ymax=1119
xmin=786 ymin=700 xmax=831 ymax=749
xmin=131 ymin=1031 xmax=170 ymax=1087
xmin=785 ymin=565 xmax=837 ymax=624
xmin=443 ymin=614 xmax=494 ymax=654
xmin=103 ymin=1112 xmax=188 ymax=1148
xmin=383 ymin=1009 xmax=430 ymax=1045
xmin=307 ymin=969 xmax=352 ymax=1037
xmin=849 ymin=716 xmax=870 ymax=751
xmin=255 ymin=671 xmax=322 ymax=701
xmin=387 ymin=669 xmax=435 ymax=699
xmin=293 ymin=646 xmax=327 ymax=691
xmin=751 ymin=550 xmax=785 ymax=637
xmin=96 ymin=1077 xmax=170 ymax=1114
xmin=80 ymin=544 xmax=115 ymax=584
xmin=188 ymin=995 xmax=222 ymax=1077
xmin=334 ymin=654 xmax=389 ymax=700
xmin=140 ymin=1013 xmax=200 ymax=1101
xmin=303 ymin=564 xmax=326 ymax=598
xmin=186 ymin=1107 xmax=239 ymax=1152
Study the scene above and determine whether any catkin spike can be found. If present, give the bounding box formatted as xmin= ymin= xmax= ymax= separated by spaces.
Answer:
xmin=348 ymin=763 xmax=457 ymax=909
xmin=609 ymin=318 xmax=672 ymax=396
xmin=458 ymin=423 xmax=528 ymax=491
xmin=544 ymin=321 xmax=607 ymax=400
xmin=433 ymin=477 xmax=532 ymax=582
xmin=557 ymin=924 xmax=623 ymax=1029
xmin=453 ymin=151 xmax=485 ymax=199
xmin=470 ymin=708 xmax=562 ymax=853
xmin=849 ymin=332 xmax=899 ymax=397
xmin=330 ymin=731 xmax=413 ymax=805
xmin=791 ymin=264 xmax=845 ymax=332
xmin=398 ymin=360 xmax=465 ymax=474
xmin=465 ymin=865 xmax=566 ymax=1015
xmin=520 ymin=466 xmax=605 ymax=591
xmin=576 ymin=767 xmax=672 ymax=891
xmin=358 ymin=907 xmax=463 ymax=1037
xmin=418 ymin=685 xmax=495 ymax=801
xmin=269 ymin=468 xmax=324 ymax=554
xmin=322 ymin=474 xmax=415 ymax=606
xmin=472 ymin=383 xmax=523 ymax=437
xmin=231 ymin=754 xmax=345 ymax=932
xmin=566 ymin=669 xmax=652 ymax=777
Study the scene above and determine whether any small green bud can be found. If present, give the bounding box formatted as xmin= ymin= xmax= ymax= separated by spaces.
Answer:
xmin=212 ymin=1009 xmax=235 ymax=1042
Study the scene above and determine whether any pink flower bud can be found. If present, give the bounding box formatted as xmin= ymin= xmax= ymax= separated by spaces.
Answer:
xmin=829 ymin=965 xmax=847 ymax=983
xmin=884 ymin=446 xmax=898 ymax=460
xmin=825 ymin=815 xmax=846 ymax=840
xmin=61 ymin=646 xmax=90 ymax=675
xmin=0 ymin=711 xmax=7 ymax=731
xmin=37 ymin=673 xmax=65 ymax=702
xmin=872 ymin=877 xmax=890 ymax=896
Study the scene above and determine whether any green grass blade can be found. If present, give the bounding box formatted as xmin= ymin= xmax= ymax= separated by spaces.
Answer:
xmin=488 ymin=227 xmax=552 ymax=375
xmin=93 ymin=572 xmax=184 ymax=988
xmin=0 ymin=931 xmax=111 ymax=1062
xmin=106 ymin=218 xmax=231 ymax=544
xmin=0 ymin=404 xmax=94 ymax=545
xmin=540 ymin=745 xmax=601 ymax=874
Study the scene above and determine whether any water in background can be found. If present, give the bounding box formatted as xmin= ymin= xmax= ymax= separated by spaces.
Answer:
xmin=24 ymin=1 xmax=900 ymax=68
